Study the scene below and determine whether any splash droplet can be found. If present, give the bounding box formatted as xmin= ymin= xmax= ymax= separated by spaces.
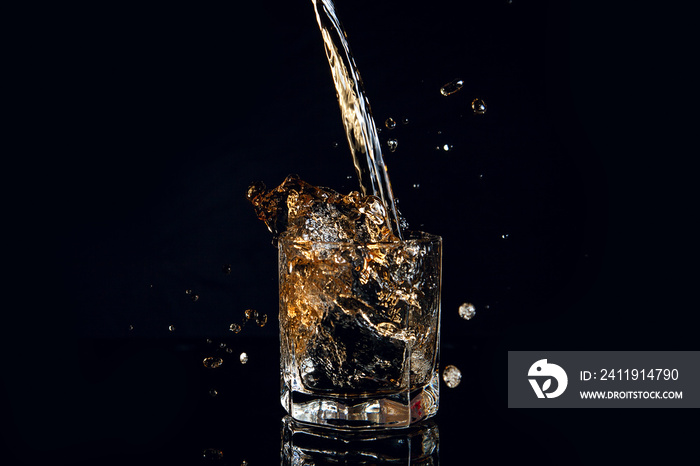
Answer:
xmin=168 ymin=325 xmax=175 ymax=332
xmin=219 ymin=342 xmax=227 ymax=349
xmin=501 ymin=233 xmax=509 ymax=239
xmin=244 ymin=309 xmax=258 ymax=321
xmin=225 ymin=347 xmax=233 ymax=354
xmin=209 ymin=388 xmax=218 ymax=397
xmin=203 ymin=357 xmax=223 ymax=369
xmin=458 ymin=302 xmax=476 ymax=320
xmin=471 ymin=98 xmax=487 ymax=114
xmin=128 ymin=324 xmax=134 ymax=331
xmin=206 ymin=338 xmax=213 ymax=344
xmin=332 ymin=141 xmax=339 ymax=148
xmin=255 ymin=314 xmax=268 ymax=327
xmin=387 ymin=139 xmax=398 ymax=152
xmin=401 ymin=117 xmax=409 ymax=125
xmin=385 ymin=117 xmax=396 ymax=129
xmin=202 ymin=448 xmax=223 ymax=460
xmin=185 ymin=289 xmax=192 ymax=295
xmin=239 ymin=352 xmax=249 ymax=364
xmin=412 ymin=183 xmax=420 ymax=189
xmin=222 ymin=264 xmax=232 ymax=275
xmin=440 ymin=78 xmax=464 ymax=96
xmin=443 ymin=144 xmax=452 ymax=152
xmin=442 ymin=365 xmax=462 ymax=388
xmin=229 ymin=323 xmax=242 ymax=333
xmin=191 ymin=294 xmax=200 ymax=302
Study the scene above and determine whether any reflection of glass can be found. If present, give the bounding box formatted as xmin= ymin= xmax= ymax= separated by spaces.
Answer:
xmin=281 ymin=415 xmax=440 ymax=464
xmin=279 ymin=232 xmax=442 ymax=428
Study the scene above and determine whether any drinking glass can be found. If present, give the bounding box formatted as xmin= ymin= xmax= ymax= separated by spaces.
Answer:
xmin=278 ymin=231 xmax=442 ymax=428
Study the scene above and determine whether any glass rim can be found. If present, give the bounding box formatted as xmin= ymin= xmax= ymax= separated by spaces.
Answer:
xmin=277 ymin=230 xmax=442 ymax=247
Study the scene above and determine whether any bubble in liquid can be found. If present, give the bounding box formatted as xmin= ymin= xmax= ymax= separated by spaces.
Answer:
xmin=202 ymin=448 xmax=223 ymax=460
xmin=401 ymin=117 xmax=409 ymax=125
xmin=128 ymin=324 xmax=134 ymax=331
xmin=168 ymin=325 xmax=175 ymax=332
xmin=239 ymin=352 xmax=249 ymax=364
xmin=203 ymin=357 xmax=223 ymax=369
xmin=222 ymin=264 xmax=232 ymax=275
xmin=459 ymin=302 xmax=476 ymax=320
xmin=387 ymin=139 xmax=398 ymax=152
xmin=442 ymin=365 xmax=462 ymax=388
xmin=385 ymin=117 xmax=396 ymax=129
xmin=244 ymin=309 xmax=258 ymax=320
xmin=229 ymin=323 xmax=242 ymax=333
xmin=332 ymin=141 xmax=339 ymax=148
xmin=471 ymin=98 xmax=487 ymax=114
xmin=219 ymin=342 xmax=227 ymax=349
xmin=256 ymin=314 xmax=268 ymax=327
xmin=225 ymin=348 xmax=233 ymax=354
xmin=440 ymin=78 xmax=464 ymax=96
xmin=209 ymin=388 xmax=218 ymax=397
xmin=191 ymin=294 xmax=200 ymax=302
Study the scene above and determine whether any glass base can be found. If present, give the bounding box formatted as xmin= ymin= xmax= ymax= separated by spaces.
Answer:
xmin=281 ymin=370 xmax=440 ymax=429
xmin=281 ymin=415 xmax=440 ymax=464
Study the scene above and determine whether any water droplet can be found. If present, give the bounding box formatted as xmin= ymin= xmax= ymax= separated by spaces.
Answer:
xmin=385 ymin=117 xmax=396 ymax=129
xmin=440 ymin=78 xmax=464 ymax=96
xmin=387 ymin=139 xmax=398 ymax=152
xmin=191 ymin=294 xmax=200 ymax=302
xmin=229 ymin=323 xmax=242 ymax=333
xmin=458 ymin=302 xmax=476 ymax=320
xmin=244 ymin=309 xmax=258 ymax=321
xmin=471 ymin=98 xmax=487 ymax=114
xmin=346 ymin=175 xmax=353 ymax=180
xmin=501 ymin=233 xmax=509 ymax=239
xmin=442 ymin=365 xmax=462 ymax=388
xmin=255 ymin=314 xmax=268 ymax=327
xmin=219 ymin=342 xmax=227 ymax=349
xmin=203 ymin=357 xmax=223 ymax=369
xmin=225 ymin=347 xmax=233 ymax=354
xmin=239 ymin=352 xmax=249 ymax=364
xmin=401 ymin=117 xmax=409 ymax=125
xmin=185 ymin=289 xmax=192 ymax=295
xmin=168 ymin=325 xmax=175 ymax=332
xmin=412 ymin=183 xmax=420 ymax=189
xmin=202 ymin=448 xmax=223 ymax=460
xmin=332 ymin=141 xmax=339 ymax=148
xmin=206 ymin=338 xmax=213 ymax=344
xmin=241 ymin=461 xmax=249 ymax=466
xmin=442 ymin=144 xmax=452 ymax=151
xmin=222 ymin=264 xmax=232 ymax=275
xmin=128 ymin=324 xmax=134 ymax=331
xmin=209 ymin=388 xmax=218 ymax=397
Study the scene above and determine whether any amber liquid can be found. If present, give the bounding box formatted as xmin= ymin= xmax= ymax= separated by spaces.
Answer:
xmin=311 ymin=0 xmax=403 ymax=239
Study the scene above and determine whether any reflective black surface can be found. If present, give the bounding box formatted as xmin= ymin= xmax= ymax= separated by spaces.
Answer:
xmin=5 ymin=0 xmax=695 ymax=464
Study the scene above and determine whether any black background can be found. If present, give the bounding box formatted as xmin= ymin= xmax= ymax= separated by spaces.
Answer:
xmin=4 ymin=1 xmax=695 ymax=464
